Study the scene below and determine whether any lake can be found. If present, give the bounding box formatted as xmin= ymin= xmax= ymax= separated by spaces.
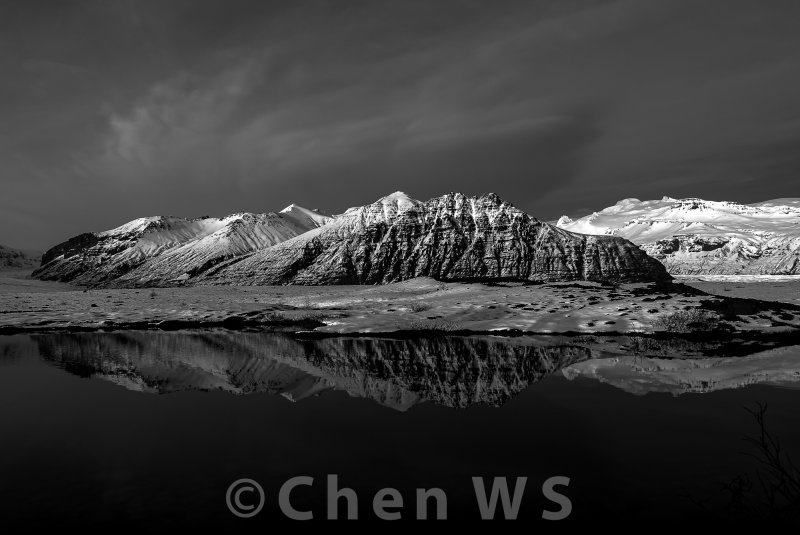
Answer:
xmin=1 ymin=331 xmax=798 ymax=528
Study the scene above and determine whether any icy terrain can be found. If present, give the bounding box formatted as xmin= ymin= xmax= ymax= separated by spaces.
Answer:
xmin=557 ymin=197 xmax=800 ymax=275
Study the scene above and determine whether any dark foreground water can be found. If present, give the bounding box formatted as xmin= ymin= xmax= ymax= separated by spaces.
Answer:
xmin=0 ymin=331 xmax=799 ymax=529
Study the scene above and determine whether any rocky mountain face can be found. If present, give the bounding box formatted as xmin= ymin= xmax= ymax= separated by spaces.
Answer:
xmin=197 ymin=192 xmax=670 ymax=285
xmin=557 ymin=197 xmax=800 ymax=275
xmin=32 ymin=205 xmax=331 ymax=286
xmin=0 ymin=245 xmax=40 ymax=269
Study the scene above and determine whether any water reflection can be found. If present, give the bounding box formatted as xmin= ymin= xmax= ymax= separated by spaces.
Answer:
xmin=28 ymin=331 xmax=800 ymax=408
xmin=33 ymin=331 xmax=592 ymax=410
xmin=0 ymin=335 xmax=37 ymax=365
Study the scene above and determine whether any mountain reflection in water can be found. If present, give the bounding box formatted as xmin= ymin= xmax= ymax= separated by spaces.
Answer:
xmin=32 ymin=331 xmax=592 ymax=410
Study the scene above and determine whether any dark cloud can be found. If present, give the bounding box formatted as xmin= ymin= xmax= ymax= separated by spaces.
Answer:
xmin=1 ymin=0 xmax=800 ymax=248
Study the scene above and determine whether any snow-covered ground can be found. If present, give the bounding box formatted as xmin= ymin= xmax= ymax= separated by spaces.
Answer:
xmin=2 ymin=271 xmax=799 ymax=335
xmin=675 ymin=276 xmax=800 ymax=305
xmin=676 ymin=274 xmax=800 ymax=283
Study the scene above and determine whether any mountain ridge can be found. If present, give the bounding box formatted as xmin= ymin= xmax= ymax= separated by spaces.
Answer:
xmin=195 ymin=191 xmax=669 ymax=286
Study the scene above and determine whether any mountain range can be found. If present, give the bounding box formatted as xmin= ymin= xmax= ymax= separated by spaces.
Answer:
xmin=33 ymin=192 xmax=669 ymax=287
xmin=557 ymin=197 xmax=800 ymax=275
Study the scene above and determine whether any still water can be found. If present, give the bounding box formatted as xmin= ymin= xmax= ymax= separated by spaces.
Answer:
xmin=0 ymin=331 xmax=798 ymax=528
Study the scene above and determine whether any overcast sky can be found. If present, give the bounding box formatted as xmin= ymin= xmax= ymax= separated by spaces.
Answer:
xmin=2 ymin=0 xmax=800 ymax=250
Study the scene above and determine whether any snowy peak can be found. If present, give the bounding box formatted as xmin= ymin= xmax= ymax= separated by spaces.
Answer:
xmin=99 ymin=216 xmax=169 ymax=237
xmin=336 ymin=191 xmax=518 ymax=232
xmin=379 ymin=191 xmax=421 ymax=215
xmin=335 ymin=191 xmax=425 ymax=229
xmin=279 ymin=204 xmax=332 ymax=228
xmin=350 ymin=191 xmax=420 ymax=213
xmin=379 ymin=190 xmax=413 ymax=201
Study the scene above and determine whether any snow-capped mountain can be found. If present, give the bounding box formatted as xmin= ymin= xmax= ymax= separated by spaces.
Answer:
xmin=556 ymin=197 xmax=800 ymax=275
xmin=196 ymin=192 xmax=669 ymax=285
xmin=0 ymin=244 xmax=40 ymax=269
xmin=33 ymin=206 xmax=331 ymax=286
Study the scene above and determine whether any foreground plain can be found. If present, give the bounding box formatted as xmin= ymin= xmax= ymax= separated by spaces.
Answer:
xmin=2 ymin=269 xmax=800 ymax=335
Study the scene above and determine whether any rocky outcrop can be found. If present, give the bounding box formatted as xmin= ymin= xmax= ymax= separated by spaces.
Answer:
xmin=32 ymin=206 xmax=331 ymax=286
xmin=40 ymin=233 xmax=97 ymax=266
xmin=557 ymin=197 xmax=800 ymax=275
xmin=197 ymin=192 xmax=670 ymax=285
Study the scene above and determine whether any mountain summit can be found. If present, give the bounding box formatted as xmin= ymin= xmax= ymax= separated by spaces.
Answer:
xmin=557 ymin=197 xmax=800 ymax=275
